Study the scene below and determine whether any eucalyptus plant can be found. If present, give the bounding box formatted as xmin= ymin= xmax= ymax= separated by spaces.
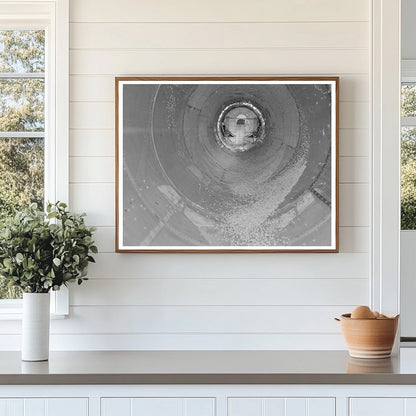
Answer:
xmin=0 ymin=202 xmax=97 ymax=293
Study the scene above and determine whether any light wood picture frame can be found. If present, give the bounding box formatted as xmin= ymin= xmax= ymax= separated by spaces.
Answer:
xmin=116 ymin=77 xmax=339 ymax=252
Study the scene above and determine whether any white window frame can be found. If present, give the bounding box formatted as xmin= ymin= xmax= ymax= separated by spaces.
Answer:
xmin=371 ymin=0 xmax=401 ymax=323
xmin=0 ymin=0 xmax=69 ymax=317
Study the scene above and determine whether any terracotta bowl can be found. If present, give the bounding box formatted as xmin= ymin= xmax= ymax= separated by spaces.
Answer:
xmin=337 ymin=313 xmax=399 ymax=359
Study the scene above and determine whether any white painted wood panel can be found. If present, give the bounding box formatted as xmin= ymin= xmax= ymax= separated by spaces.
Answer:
xmin=69 ymin=75 xmax=369 ymax=103
xmin=46 ymin=0 xmax=375 ymax=351
xmin=24 ymin=399 xmax=44 ymax=416
xmin=91 ymin=226 xmax=369 ymax=254
xmin=185 ymin=398 xmax=215 ymax=416
xmin=69 ymin=0 xmax=369 ymax=23
xmin=228 ymin=398 xmax=261 ymax=416
xmin=264 ymin=399 xmax=285 ymax=415
xmin=0 ymin=399 xmax=88 ymax=416
xmin=92 ymin=227 xmax=115 ymax=253
xmin=228 ymin=398 xmax=335 ymax=416
xmin=70 ymin=49 xmax=368 ymax=76
xmin=69 ymin=183 xmax=114 ymax=226
xmin=339 ymin=227 xmax=369 ymax=252
xmin=349 ymin=398 xmax=405 ymax=416
xmin=339 ymin=102 xmax=369 ymax=130
xmin=405 ymin=399 xmax=416 ymax=415
xmin=47 ymin=398 xmax=88 ymax=416
xmin=70 ymin=278 xmax=367 ymax=306
xmin=49 ymin=305 xmax=354 ymax=334
xmin=70 ymin=157 xmax=114 ymax=183
xmin=70 ymin=22 xmax=368 ymax=50
xmin=70 ymin=103 xmax=113 ymax=129
xmin=339 ymin=157 xmax=369 ymax=183
xmin=286 ymin=398 xmax=308 ymax=416
xmin=339 ymin=184 xmax=369 ymax=227
xmin=86 ymin=252 xmax=369 ymax=279
xmin=101 ymin=398 xmax=214 ymax=416
xmin=309 ymin=398 xmax=336 ymax=416
xmin=69 ymin=130 xmax=114 ymax=157
xmin=5 ymin=400 xmax=22 ymax=416
xmin=339 ymin=129 xmax=369 ymax=157
xmin=131 ymin=398 xmax=183 ymax=416
xmin=0 ymin=332 xmax=345 ymax=351
xmin=101 ymin=398 xmax=131 ymax=416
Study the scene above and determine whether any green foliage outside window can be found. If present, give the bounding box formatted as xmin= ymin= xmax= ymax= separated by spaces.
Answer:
xmin=401 ymin=127 xmax=416 ymax=229
xmin=0 ymin=30 xmax=45 ymax=298
xmin=401 ymin=83 xmax=416 ymax=230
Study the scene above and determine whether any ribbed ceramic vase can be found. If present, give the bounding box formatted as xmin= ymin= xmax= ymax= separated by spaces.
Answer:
xmin=22 ymin=293 xmax=50 ymax=361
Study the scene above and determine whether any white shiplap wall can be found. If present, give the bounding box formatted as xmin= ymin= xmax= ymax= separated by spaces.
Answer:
xmin=46 ymin=0 xmax=371 ymax=350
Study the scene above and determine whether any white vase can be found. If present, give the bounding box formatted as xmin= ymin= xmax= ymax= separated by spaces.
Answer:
xmin=22 ymin=292 xmax=50 ymax=361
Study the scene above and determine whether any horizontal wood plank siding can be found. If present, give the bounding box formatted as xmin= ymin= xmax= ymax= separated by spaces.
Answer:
xmin=7 ymin=0 xmax=371 ymax=350
xmin=69 ymin=0 xmax=369 ymax=23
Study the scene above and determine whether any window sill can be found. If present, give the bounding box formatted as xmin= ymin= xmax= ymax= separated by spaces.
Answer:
xmin=0 ymin=287 xmax=69 ymax=318
xmin=0 ymin=312 xmax=68 ymax=320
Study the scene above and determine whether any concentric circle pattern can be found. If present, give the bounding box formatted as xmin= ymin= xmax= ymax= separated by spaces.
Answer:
xmin=122 ymin=82 xmax=333 ymax=248
xmin=215 ymin=101 xmax=265 ymax=152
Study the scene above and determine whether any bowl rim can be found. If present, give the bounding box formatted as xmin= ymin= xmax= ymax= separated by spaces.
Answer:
xmin=340 ymin=313 xmax=399 ymax=320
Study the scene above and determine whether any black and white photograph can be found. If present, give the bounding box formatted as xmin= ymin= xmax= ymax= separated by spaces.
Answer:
xmin=116 ymin=77 xmax=338 ymax=252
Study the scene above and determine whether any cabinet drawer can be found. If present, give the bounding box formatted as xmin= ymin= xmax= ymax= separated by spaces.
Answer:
xmin=0 ymin=398 xmax=88 ymax=416
xmin=228 ymin=398 xmax=335 ymax=416
xmin=101 ymin=397 xmax=215 ymax=416
xmin=350 ymin=398 xmax=416 ymax=416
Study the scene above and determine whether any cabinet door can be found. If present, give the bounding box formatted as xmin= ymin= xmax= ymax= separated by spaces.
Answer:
xmin=101 ymin=398 xmax=215 ymax=416
xmin=228 ymin=398 xmax=335 ymax=416
xmin=350 ymin=398 xmax=416 ymax=416
xmin=0 ymin=398 xmax=88 ymax=416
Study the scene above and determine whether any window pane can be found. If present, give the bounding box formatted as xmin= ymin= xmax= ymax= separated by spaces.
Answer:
xmin=0 ymin=30 xmax=45 ymax=73
xmin=0 ymin=30 xmax=45 ymax=301
xmin=0 ymin=137 xmax=43 ymax=300
xmin=0 ymin=78 xmax=44 ymax=132
xmin=0 ymin=137 xmax=44 ymax=218
xmin=0 ymin=284 xmax=22 ymax=300
xmin=401 ymin=127 xmax=416 ymax=230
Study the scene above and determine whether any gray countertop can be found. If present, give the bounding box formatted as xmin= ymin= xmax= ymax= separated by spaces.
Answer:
xmin=2 ymin=349 xmax=416 ymax=385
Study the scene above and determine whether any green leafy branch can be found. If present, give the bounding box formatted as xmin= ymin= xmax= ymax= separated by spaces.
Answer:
xmin=0 ymin=202 xmax=97 ymax=293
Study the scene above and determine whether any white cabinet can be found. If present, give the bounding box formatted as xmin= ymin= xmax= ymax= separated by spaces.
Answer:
xmin=0 ymin=398 xmax=88 ymax=416
xmin=350 ymin=398 xmax=416 ymax=416
xmin=228 ymin=398 xmax=335 ymax=416
xmin=101 ymin=397 xmax=215 ymax=416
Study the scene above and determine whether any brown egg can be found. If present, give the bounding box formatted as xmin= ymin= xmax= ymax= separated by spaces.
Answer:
xmin=351 ymin=305 xmax=376 ymax=319
xmin=373 ymin=311 xmax=380 ymax=318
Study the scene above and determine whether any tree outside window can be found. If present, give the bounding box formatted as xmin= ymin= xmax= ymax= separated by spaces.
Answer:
xmin=0 ymin=30 xmax=45 ymax=299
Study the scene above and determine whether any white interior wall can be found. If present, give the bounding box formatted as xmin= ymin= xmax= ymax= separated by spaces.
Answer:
xmin=2 ymin=0 xmax=373 ymax=350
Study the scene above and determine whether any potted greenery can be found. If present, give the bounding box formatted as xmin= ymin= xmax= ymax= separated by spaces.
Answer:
xmin=0 ymin=202 xmax=97 ymax=361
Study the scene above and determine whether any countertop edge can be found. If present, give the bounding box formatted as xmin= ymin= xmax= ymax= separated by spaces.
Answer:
xmin=2 ymin=373 xmax=416 ymax=385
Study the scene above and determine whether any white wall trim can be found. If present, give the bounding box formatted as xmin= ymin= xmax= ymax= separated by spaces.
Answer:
xmin=371 ymin=0 xmax=401 ymax=315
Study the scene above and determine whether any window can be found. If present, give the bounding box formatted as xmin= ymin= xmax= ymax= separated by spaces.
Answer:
xmin=0 ymin=29 xmax=45 ymax=299
xmin=0 ymin=0 xmax=69 ymax=314
xmin=401 ymin=63 xmax=416 ymax=230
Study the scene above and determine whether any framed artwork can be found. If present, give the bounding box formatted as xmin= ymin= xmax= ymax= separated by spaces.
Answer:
xmin=115 ymin=77 xmax=339 ymax=252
